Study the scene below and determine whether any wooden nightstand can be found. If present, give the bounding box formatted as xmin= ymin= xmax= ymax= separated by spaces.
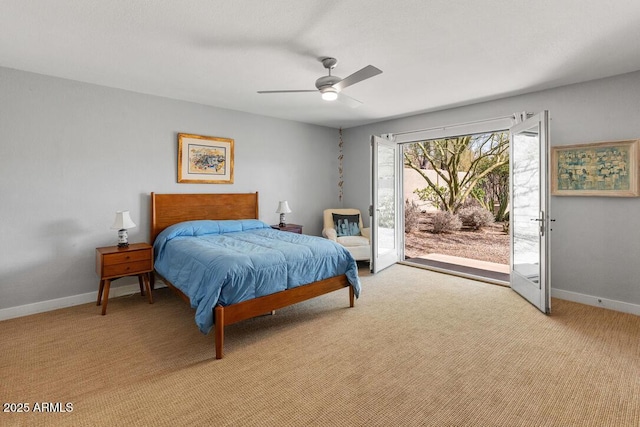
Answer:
xmin=95 ymin=243 xmax=154 ymax=315
xmin=271 ymin=224 xmax=303 ymax=234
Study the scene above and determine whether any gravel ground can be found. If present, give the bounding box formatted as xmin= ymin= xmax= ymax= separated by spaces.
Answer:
xmin=404 ymin=212 xmax=510 ymax=265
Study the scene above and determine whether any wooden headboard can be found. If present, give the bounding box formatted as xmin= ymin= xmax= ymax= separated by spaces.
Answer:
xmin=150 ymin=192 xmax=259 ymax=243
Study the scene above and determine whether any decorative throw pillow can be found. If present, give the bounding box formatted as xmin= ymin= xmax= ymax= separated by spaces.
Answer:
xmin=332 ymin=213 xmax=361 ymax=237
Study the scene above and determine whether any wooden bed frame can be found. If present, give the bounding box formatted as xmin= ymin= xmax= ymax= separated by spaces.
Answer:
xmin=150 ymin=192 xmax=354 ymax=359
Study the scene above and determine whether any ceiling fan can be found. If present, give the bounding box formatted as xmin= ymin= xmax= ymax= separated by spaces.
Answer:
xmin=257 ymin=57 xmax=382 ymax=107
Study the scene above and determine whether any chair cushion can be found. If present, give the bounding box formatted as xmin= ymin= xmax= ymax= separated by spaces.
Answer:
xmin=337 ymin=235 xmax=369 ymax=247
xmin=332 ymin=213 xmax=361 ymax=237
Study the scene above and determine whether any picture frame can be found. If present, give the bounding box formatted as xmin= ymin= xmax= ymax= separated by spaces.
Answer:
xmin=551 ymin=139 xmax=639 ymax=197
xmin=178 ymin=133 xmax=234 ymax=184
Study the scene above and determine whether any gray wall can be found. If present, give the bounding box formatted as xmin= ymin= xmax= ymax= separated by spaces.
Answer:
xmin=342 ymin=71 xmax=640 ymax=310
xmin=2 ymin=65 xmax=639 ymax=315
xmin=0 ymin=67 xmax=340 ymax=311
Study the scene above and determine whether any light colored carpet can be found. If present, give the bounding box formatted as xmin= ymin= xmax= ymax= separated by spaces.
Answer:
xmin=1 ymin=264 xmax=638 ymax=426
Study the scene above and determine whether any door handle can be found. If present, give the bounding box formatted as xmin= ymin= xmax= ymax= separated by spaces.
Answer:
xmin=530 ymin=212 xmax=545 ymax=236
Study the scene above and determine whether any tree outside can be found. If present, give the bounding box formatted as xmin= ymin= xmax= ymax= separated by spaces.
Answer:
xmin=403 ymin=132 xmax=510 ymax=267
xmin=404 ymin=133 xmax=509 ymax=214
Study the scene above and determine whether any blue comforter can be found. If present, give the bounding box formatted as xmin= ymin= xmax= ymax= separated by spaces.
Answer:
xmin=153 ymin=219 xmax=361 ymax=334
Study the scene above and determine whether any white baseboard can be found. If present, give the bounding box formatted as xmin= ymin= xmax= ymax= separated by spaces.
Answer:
xmin=552 ymin=289 xmax=640 ymax=316
xmin=2 ymin=283 xmax=636 ymax=322
xmin=0 ymin=282 xmax=166 ymax=322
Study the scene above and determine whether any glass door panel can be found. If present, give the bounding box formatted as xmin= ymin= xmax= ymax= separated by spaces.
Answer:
xmin=509 ymin=111 xmax=550 ymax=313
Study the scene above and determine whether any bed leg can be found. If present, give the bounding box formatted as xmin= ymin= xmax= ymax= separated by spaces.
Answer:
xmin=349 ymin=286 xmax=354 ymax=308
xmin=215 ymin=305 xmax=224 ymax=359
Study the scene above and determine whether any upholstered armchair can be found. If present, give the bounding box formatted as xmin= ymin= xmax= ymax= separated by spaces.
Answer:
xmin=322 ymin=208 xmax=371 ymax=261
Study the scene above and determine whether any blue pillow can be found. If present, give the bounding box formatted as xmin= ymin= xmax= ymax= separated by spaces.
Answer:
xmin=333 ymin=213 xmax=361 ymax=237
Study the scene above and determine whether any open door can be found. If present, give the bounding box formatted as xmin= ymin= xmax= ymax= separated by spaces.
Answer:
xmin=371 ymin=135 xmax=400 ymax=273
xmin=509 ymin=111 xmax=551 ymax=313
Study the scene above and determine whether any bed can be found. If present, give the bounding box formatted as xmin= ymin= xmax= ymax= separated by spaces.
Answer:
xmin=150 ymin=192 xmax=361 ymax=359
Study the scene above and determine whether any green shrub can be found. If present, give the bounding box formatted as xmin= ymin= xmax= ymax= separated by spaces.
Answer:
xmin=432 ymin=211 xmax=462 ymax=234
xmin=414 ymin=186 xmax=449 ymax=210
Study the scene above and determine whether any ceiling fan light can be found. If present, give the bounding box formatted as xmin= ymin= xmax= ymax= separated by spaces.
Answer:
xmin=321 ymin=87 xmax=338 ymax=101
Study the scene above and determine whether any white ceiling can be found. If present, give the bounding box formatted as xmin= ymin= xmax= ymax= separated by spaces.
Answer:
xmin=2 ymin=1 xmax=640 ymax=129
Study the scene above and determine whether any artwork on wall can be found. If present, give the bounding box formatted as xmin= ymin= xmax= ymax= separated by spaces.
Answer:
xmin=551 ymin=139 xmax=639 ymax=197
xmin=178 ymin=133 xmax=234 ymax=184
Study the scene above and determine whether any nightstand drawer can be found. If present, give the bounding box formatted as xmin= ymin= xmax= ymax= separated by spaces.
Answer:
xmin=103 ymin=259 xmax=152 ymax=277
xmin=104 ymin=250 xmax=151 ymax=265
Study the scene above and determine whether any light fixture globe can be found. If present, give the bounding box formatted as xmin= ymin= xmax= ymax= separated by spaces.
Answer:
xmin=316 ymin=74 xmax=341 ymax=102
xmin=320 ymin=86 xmax=338 ymax=101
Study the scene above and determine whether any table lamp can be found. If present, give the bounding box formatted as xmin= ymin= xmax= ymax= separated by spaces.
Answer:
xmin=111 ymin=210 xmax=136 ymax=247
xmin=276 ymin=201 xmax=291 ymax=227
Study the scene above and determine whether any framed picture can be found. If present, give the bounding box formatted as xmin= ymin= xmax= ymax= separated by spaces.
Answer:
xmin=178 ymin=133 xmax=234 ymax=184
xmin=551 ymin=139 xmax=639 ymax=197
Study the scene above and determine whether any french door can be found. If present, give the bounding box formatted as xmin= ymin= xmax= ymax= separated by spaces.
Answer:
xmin=509 ymin=111 xmax=551 ymax=313
xmin=370 ymin=135 xmax=400 ymax=273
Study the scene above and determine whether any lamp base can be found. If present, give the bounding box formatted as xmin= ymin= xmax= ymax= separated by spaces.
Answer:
xmin=279 ymin=213 xmax=286 ymax=227
xmin=117 ymin=229 xmax=129 ymax=247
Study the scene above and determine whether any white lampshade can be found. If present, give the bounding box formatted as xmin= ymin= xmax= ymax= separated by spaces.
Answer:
xmin=111 ymin=210 xmax=136 ymax=230
xmin=275 ymin=201 xmax=292 ymax=214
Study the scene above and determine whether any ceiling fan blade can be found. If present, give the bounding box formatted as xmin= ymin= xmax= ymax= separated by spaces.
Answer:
xmin=337 ymin=92 xmax=363 ymax=108
xmin=257 ymin=90 xmax=317 ymax=94
xmin=332 ymin=65 xmax=382 ymax=91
